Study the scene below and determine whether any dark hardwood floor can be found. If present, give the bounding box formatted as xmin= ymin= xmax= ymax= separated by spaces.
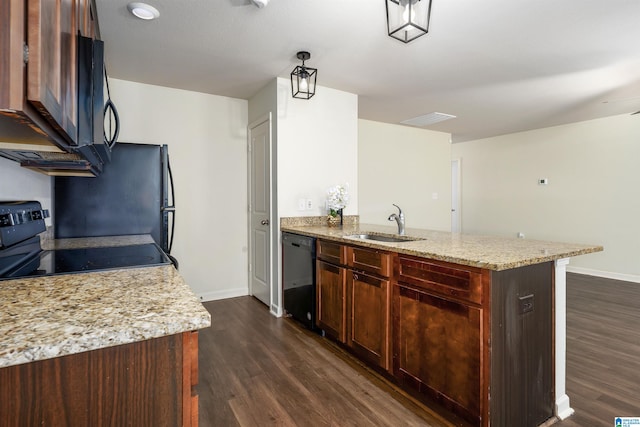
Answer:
xmin=198 ymin=273 xmax=640 ymax=426
xmin=556 ymin=273 xmax=640 ymax=427
xmin=197 ymin=297 xmax=450 ymax=426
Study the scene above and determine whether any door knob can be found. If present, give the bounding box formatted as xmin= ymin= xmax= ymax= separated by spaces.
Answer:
xmin=261 ymin=219 xmax=270 ymax=225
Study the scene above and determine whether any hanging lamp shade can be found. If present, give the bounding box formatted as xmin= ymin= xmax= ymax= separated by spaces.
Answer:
xmin=385 ymin=0 xmax=433 ymax=43
xmin=290 ymin=51 xmax=317 ymax=99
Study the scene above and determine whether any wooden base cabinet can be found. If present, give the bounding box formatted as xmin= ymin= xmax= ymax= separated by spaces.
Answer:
xmin=316 ymin=259 xmax=347 ymax=342
xmin=316 ymin=240 xmax=393 ymax=371
xmin=346 ymin=246 xmax=393 ymax=371
xmin=313 ymin=238 xmax=556 ymax=426
xmin=0 ymin=331 xmax=200 ymax=427
xmin=348 ymin=270 xmax=391 ymax=370
xmin=395 ymin=254 xmax=553 ymax=426
xmin=394 ymin=256 xmax=488 ymax=424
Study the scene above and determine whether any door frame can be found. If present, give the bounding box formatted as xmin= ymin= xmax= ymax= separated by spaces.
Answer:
xmin=451 ymin=158 xmax=462 ymax=233
xmin=247 ymin=113 xmax=277 ymax=313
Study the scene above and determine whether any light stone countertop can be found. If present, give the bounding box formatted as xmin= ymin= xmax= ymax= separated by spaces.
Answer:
xmin=0 ymin=236 xmax=211 ymax=369
xmin=281 ymin=223 xmax=603 ymax=271
xmin=41 ymin=234 xmax=156 ymax=250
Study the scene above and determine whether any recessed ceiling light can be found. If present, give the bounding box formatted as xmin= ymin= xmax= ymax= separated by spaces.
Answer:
xmin=127 ymin=2 xmax=160 ymax=20
xmin=401 ymin=112 xmax=457 ymax=127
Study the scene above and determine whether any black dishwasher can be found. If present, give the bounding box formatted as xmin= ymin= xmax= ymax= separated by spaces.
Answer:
xmin=282 ymin=232 xmax=316 ymax=330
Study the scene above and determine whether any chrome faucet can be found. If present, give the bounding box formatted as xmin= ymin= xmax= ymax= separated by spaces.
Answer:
xmin=388 ymin=204 xmax=405 ymax=235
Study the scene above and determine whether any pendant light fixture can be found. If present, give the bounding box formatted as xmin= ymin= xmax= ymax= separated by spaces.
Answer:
xmin=290 ymin=51 xmax=317 ymax=100
xmin=385 ymin=0 xmax=432 ymax=43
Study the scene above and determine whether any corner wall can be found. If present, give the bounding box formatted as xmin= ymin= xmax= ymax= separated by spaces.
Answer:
xmin=109 ymin=79 xmax=249 ymax=300
xmin=452 ymin=113 xmax=640 ymax=281
xmin=276 ymin=78 xmax=358 ymax=218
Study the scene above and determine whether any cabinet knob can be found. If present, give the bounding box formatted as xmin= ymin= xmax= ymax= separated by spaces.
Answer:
xmin=353 ymin=273 xmax=359 ymax=280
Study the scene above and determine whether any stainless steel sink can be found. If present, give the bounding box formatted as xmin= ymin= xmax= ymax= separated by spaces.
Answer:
xmin=346 ymin=233 xmax=423 ymax=243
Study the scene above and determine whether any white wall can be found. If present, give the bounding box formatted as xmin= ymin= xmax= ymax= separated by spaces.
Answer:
xmin=109 ymin=79 xmax=249 ymax=300
xmin=358 ymin=120 xmax=452 ymax=231
xmin=276 ymin=78 xmax=358 ymax=218
xmin=452 ymin=113 xmax=640 ymax=281
xmin=0 ymin=157 xmax=52 ymax=227
xmin=247 ymin=78 xmax=359 ymax=315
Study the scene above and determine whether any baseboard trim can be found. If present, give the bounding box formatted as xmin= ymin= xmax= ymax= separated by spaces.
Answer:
xmin=566 ymin=266 xmax=640 ymax=284
xmin=198 ymin=287 xmax=249 ymax=302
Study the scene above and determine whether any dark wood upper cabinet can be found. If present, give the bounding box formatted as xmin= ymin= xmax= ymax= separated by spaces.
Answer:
xmin=0 ymin=0 xmax=97 ymax=151
xmin=27 ymin=0 xmax=79 ymax=146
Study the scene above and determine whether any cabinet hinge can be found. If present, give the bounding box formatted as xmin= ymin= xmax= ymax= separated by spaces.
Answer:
xmin=23 ymin=43 xmax=29 ymax=64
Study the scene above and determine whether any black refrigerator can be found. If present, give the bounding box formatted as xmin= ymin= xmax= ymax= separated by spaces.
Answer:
xmin=54 ymin=143 xmax=176 ymax=256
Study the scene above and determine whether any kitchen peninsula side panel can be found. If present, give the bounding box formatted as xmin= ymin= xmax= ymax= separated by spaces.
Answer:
xmin=0 ymin=331 xmax=199 ymax=427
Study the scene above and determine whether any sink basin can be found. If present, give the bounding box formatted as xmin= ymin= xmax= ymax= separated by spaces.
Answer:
xmin=347 ymin=233 xmax=423 ymax=243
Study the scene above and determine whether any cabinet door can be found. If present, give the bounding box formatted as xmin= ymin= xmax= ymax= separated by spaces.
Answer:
xmin=348 ymin=246 xmax=392 ymax=277
xmin=317 ymin=239 xmax=345 ymax=265
xmin=27 ymin=0 xmax=78 ymax=144
xmin=348 ymin=271 xmax=391 ymax=370
xmin=316 ymin=260 xmax=346 ymax=342
xmin=0 ymin=0 xmax=25 ymax=110
xmin=77 ymin=0 xmax=95 ymax=38
xmin=393 ymin=283 xmax=482 ymax=425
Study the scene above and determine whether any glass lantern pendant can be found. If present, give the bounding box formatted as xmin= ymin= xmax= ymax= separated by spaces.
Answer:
xmin=385 ymin=0 xmax=433 ymax=43
xmin=291 ymin=51 xmax=317 ymax=100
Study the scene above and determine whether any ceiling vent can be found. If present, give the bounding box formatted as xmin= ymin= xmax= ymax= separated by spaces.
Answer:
xmin=401 ymin=112 xmax=456 ymax=127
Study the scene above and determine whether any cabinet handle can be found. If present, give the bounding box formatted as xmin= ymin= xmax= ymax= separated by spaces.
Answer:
xmin=353 ymin=273 xmax=359 ymax=280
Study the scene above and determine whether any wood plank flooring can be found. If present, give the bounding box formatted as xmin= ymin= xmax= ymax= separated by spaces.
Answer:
xmin=197 ymin=296 xmax=451 ymax=426
xmin=556 ymin=273 xmax=640 ymax=427
xmin=198 ymin=273 xmax=640 ymax=426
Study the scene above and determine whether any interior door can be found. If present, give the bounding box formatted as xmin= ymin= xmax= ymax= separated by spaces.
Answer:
xmin=249 ymin=118 xmax=271 ymax=306
xmin=451 ymin=159 xmax=461 ymax=233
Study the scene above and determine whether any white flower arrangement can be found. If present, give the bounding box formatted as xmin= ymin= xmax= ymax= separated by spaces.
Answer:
xmin=327 ymin=184 xmax=349 ymax=217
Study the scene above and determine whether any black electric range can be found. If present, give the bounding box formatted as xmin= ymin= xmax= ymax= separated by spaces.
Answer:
xmin=0 ymin=201 xmax=172 ymax=280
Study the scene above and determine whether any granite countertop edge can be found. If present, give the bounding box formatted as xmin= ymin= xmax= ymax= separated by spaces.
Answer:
xmin=0 ymin=236 xmax=211 ymax=369
xmin=281 ymin=223 xmax=603 ymax=271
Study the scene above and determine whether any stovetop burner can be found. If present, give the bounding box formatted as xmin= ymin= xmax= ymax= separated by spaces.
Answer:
xmin=1 ymin=243 xmax=172 ymax=280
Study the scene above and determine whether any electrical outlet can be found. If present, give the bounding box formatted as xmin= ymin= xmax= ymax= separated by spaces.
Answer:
xmin=306 ymin=199 xmax=312 ymax=210
xmin=517 ymin=232 xmax=525 ymax=239
xmin=297 ymin=198 xmax=306 ymax=211
xmin=538 ymin=178 xmax=548 ymax=185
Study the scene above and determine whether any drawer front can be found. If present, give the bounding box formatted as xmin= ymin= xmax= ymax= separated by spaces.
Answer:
xmin=348 ymin=246 xmax=392 ymax=277
xmin=317 ymin=240 xmax=346 ymax=265
xmin=396 ymin=256 xmax=485 ymax=305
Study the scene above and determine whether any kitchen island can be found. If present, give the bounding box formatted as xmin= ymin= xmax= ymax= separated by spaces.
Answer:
xmin=281 ymin=222 xmax=602 ymax=426
xmin=0 ymin=235 xmax=211 ymax=426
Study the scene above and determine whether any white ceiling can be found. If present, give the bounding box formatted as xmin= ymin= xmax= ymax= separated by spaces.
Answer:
xmin=95 ymin=0 xmax=640 ymax=142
